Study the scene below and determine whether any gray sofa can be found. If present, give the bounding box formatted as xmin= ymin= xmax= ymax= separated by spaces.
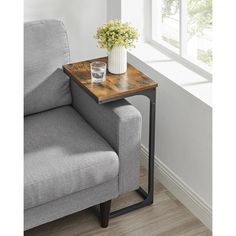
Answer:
xmin=24 ymin=20 xmax=142 ymax=230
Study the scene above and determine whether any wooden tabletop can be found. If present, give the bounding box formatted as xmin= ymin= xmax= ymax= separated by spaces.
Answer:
xmin=63 ymin=57 xmax=158 ymax=104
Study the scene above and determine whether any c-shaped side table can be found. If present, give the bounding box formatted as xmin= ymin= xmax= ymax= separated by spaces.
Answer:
xmin=63 ymin=57 xmax=158 ymax=218
xmin=109 ymin=88 xmax=156 ymax=218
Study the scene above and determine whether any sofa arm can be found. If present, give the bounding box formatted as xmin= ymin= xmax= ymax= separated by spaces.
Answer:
xmin=71 ymin=80 xmax=142 ymax=194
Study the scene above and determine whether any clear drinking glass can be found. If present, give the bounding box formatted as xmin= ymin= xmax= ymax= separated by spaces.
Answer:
xmin=90 ymin=61 xmax=106 ymax=83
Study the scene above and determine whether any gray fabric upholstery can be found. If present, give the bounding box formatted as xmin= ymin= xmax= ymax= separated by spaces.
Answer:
xmin=24 ymin=19 xmax=142 ymax=231
xmin=24 ymin=106 xmax=119 ymax=209
xmin=24 ymin=177 xmax=118 ymax=230
xmin=24 ymin=20 xmax=71 ymax=116
xmin=71 ymin=80 xmax=142 ymax=194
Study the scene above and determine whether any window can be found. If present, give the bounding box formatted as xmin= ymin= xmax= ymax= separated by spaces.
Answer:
xmin=151 ymin=0 xmax=212 ymax=77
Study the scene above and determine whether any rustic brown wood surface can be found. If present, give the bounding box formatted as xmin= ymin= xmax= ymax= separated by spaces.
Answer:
xmin=63 ymin=57 xmax=158 ymax=104
xmin=25 ymin=167 xmax=211 ymax=236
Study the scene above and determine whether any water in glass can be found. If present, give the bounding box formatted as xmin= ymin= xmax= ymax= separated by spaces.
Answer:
xmin=90 ymin=61 xmax=106 ymax=83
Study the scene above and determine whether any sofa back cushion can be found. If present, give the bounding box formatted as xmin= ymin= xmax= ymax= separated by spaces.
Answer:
xmin=24 ymin=20 xmax=72 ymax=116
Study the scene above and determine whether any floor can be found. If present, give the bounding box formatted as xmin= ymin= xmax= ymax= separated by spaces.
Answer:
xmin=25 ymin=167 xmax=212 ymax=236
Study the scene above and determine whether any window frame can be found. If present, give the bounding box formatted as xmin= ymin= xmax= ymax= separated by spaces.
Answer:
xmin=150 ymin=0 xmax=212 ymax=80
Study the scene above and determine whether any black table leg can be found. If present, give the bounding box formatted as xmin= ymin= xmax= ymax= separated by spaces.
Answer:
xmin=147 ymin=88 xmax=156 ymax=204
xmin=110 ymin=88 xmax=156 ymax=218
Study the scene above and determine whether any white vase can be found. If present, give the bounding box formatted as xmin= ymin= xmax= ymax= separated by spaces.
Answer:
xmin=108 ymin=46 xmax=127 ymax=74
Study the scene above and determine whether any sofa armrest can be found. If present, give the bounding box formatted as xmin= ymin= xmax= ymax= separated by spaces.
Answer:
xmin=71 ymin=80 xmax=142 ymax=194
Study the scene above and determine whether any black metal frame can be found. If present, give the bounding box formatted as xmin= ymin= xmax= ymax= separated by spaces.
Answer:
xmin=66 ymin=66 xmax=157 ymax=220
xmin=101 ymin=88 xmax=157 ymax=218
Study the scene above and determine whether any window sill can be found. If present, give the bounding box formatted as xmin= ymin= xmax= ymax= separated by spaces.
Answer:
xmin=128 ymin=43 xmax=212 ymax=107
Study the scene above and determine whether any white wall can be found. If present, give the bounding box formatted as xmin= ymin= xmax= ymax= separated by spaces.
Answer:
xmin=24 ymin=0 xmax=107 ymax=62
xmin=120 ymin=0 xmax=151 ymax=42
xmin=107 ymin=0 xmax=121 ymax=20
xmin=128 ymin=64 xmax=212 ymax=205
xmin=108 ymin=0 xmax=212 ymax=226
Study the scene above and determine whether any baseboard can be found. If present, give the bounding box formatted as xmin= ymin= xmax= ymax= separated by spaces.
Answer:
xmin=140 ymin=145 xmax=212 ymax=230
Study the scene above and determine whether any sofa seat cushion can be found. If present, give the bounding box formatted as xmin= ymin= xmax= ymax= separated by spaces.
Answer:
xmin=24 ymin=106 xmax=119 ymax=209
